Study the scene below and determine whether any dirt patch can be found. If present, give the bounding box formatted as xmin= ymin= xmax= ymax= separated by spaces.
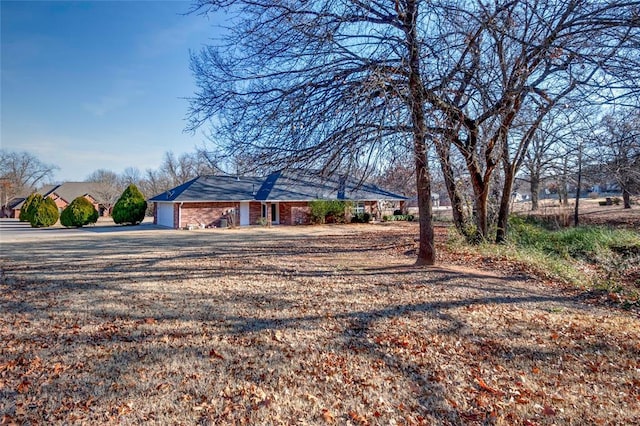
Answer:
xmin=1 ymin=223 xmax=639 ymax=425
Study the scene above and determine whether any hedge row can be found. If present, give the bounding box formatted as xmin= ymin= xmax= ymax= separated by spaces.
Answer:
xmin=18 ymin=183 xmax=146 ymax=228
xmin=382 ymin=214 xmax=415 ymax=222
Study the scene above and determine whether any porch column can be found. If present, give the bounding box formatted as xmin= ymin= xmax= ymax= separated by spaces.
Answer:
xmin=266 ymin=202 xmax=272 ymax=227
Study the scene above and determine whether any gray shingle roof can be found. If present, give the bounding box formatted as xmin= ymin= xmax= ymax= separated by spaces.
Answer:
xmin=14 ymin=182 xmax=100 ymax=209
xmin=149 ymin=172 xmax=407 ymax=203
xmin=42 ymin=182 xmax=98 ymax=204
xmin=149 ymin=176 xmax=264 ymax=202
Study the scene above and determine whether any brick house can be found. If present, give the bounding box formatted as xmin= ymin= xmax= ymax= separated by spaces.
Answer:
xmin=149 ymin=170 xmax=407 ymax=229
xmin=11 ymin=182 xmax=102 ymax=218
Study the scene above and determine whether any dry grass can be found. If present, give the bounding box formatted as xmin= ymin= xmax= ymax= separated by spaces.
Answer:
xmin=511 ymin=198 xmax=640 ymax=229
xmin=1 ymin=222 xmax=639 ymax=425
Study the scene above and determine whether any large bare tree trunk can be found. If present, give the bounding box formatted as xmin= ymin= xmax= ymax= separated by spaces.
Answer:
xmin=530 ymin=175 xmax=540 ymax=211
xmin=622 ymin=187 xmax=631 ymax=209
xmin=435 ymin=139 xmax=468 ymax=237
xmin=496 ymin=167 xmax=515 ymax=243
xmin=467 ymin=168 xmax=491 ymax=241
xmin=404 ymin=0 xmax=435 ymax=265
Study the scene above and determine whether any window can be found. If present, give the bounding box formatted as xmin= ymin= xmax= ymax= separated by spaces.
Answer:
xmin=354 ymin=201 xmax=365 ymax=215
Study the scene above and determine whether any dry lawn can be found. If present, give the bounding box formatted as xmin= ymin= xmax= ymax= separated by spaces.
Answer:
xmin=512 ymin=198 xmax=640 ymax=229
xmin=1 ymin=222 xmax=639 ymax=425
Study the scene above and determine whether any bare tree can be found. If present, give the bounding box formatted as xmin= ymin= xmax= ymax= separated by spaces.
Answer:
xmin=416 ymin=0 xmax=640 ymax=242
xmin=0 ymin=150 xmax=58 ymax=215
xmin=139 ymin=150 xmax=220 ymax=199
xmin=187 ymin=0 xmax=639 ymax=254
xmin=597 ymin=109 xmax=640 ymax=208
xmin=86 ymin=169 xmax=123 ymax=213
xmin=120 ymin=167 xmax=144 ymax=187
xmin=188 ymin=0 xmax=436 ymax=264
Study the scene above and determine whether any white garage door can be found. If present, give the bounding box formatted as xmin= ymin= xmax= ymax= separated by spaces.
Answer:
xmin=156 ymin=203 xmax=174 ymax=228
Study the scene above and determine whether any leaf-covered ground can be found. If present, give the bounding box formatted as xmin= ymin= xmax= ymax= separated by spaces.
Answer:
xmin=1 ymin=222 xmax=639 ymax=425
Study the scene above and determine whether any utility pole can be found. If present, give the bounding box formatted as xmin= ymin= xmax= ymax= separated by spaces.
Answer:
xmin=573 ymin=142 xmax=582 ymax=227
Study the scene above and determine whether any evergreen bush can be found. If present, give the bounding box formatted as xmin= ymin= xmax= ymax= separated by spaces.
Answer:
xmin=350 ymin=212 xmax=371 ymax=223
xmin=19 ymin=193 xmax=40 ymax=222
xmin=30 ymin=197 xmax=59 ymax=228
xmin=60 ymin=196 xmax=99 ymax=227
xmin=309 ymin=200 xmax=347 ymax=224
xmin=112 ymin=184 xmax=147 ymax=225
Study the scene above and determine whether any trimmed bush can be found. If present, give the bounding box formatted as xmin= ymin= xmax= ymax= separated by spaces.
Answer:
xmin=30 ymin=197 xmax=59 ymax=228
xmin=60 ymin=196 xmax=99 ymax=227
xmin=351 ymin=212 xmax=371 ymax=223
xmin=112 ymin=184 xmax=147 ymax=225
xmin=19 ymin=193 xmax=40 ymax=222
xmin=309 ymin=200 xmax=348 ymax=224
xmin=382 ymin=214 xmax=414 ymax=222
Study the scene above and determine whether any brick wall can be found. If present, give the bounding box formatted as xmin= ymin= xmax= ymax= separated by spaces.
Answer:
xmin=48 ymin=195 xmax=68 ymax=212
xmin=179 ymin=202 xmax=239 ymax=228
xmin=280 ymin=202 xmax=310 ymax=225
xmin=249 ymin=202 xmax=262 ymax=225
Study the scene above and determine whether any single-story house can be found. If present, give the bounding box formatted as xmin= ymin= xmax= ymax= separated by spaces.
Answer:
xmin=11 ymin=182 xmax=101 ymax=218
xmin=149 ymin=170 xmax=408 ymax=229
xmin=1 ymin=197 xmax=26 ymax=218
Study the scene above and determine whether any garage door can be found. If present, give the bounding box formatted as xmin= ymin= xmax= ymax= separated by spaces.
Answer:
xmin=156 ymin=203 xmax=174 ymax=228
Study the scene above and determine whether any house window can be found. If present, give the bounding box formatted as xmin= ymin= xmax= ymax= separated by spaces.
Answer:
xmin=354 ymin=201 xmax=365 ymax=215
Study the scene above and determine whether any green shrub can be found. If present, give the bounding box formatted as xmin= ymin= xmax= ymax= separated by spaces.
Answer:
xmin=60 ymin=196 xmax=99 ymax=227
xmin=350 ymin=212 xmax=371 ymax=223
xmin=19 ymin=193 xmax=40 ymax=222
xmin=309 ymin=200 xmax=348 ymax=224
xmin=112 ymin=184 xmax=147 ymax=225
xmin=30 ymin=197 xmax=59 ymax=228
xmin=383 ymin=214 xmax=414 ymax=222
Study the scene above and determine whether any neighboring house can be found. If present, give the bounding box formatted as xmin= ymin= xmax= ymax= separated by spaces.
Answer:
xmin=1 ymin=197 xmax=26 ymax=218
xmin=11 ymin=182 xmax=102 ymax=218
xmin=149 ymin=170 xmax=407 ymax=229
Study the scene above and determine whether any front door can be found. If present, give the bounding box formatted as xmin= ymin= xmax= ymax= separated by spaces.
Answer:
xmin=271 ymin=203 xmax=279 ymax=224
xmin=261 ymin=202 xmax=279 ymax=224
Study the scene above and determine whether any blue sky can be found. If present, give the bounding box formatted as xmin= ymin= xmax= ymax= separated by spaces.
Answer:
xmin=1 ymin=0 xmax=221 ymax=182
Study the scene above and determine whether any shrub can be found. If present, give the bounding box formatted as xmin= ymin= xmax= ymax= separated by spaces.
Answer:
xmin=383 ymin=214 xmax=414 ymax=222
xmin=309 ymin=200 xmax=348 ymax=224
xmin=351 ymin=212 xmax=371 ymax=223
xmin=112 ymin=184 xmax=147 ymax=225
xmin=19 ymin=193 xmax=40 ymax=222
xmin=30 ymin=197 xmax=59 ymax=228
xmin=60 ymin=196 xmax=99 ymax=227
xmin=393 ymin=209 xmax=403 ymax=215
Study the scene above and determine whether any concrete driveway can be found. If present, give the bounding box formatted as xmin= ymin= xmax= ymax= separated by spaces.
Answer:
xmin=0 ymin=217 xmax=166 ymax=243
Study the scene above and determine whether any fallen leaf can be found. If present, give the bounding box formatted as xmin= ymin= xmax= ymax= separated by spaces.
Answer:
xmin=209 ymin=349 xmax=224 ymax=360
xmin=321 ymin=408 xmax=334 ymax=423
xmin=348 ymin=410 xmax=367 ymax=424
xmin=475 ymin=376 xmax=503 ymax=395
xmin=16 ymin=381 xmax=30 ymax=394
